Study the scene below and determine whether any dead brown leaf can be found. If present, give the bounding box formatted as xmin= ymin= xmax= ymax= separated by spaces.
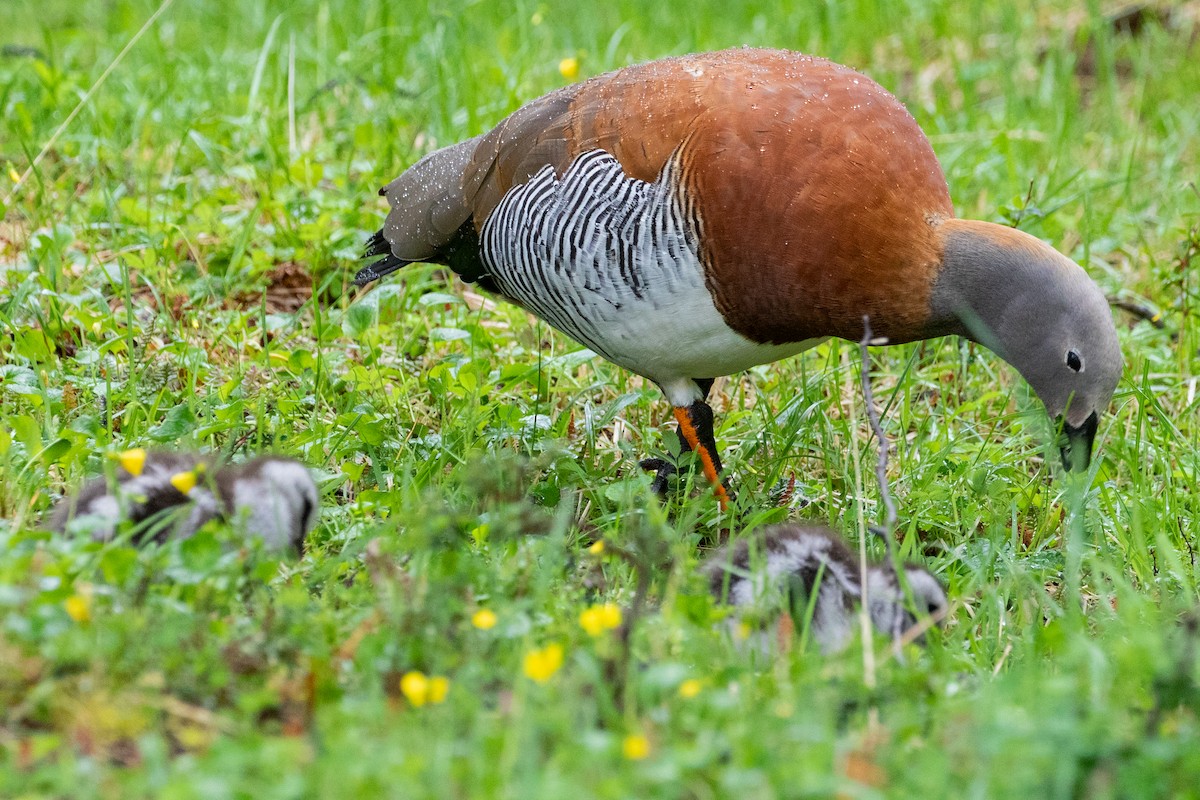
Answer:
xmin=229 ymin=262 xmax=313 ymax=313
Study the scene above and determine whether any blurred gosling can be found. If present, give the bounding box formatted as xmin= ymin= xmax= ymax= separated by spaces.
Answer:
xmin=706 ymin=523 xmax=947 ymax=654
xmin=49 ymin=450 xmax=318 ymax=552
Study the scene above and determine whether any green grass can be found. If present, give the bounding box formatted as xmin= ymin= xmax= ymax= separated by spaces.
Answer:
xmin=2 ymin=0 xmax=1200 ymax=796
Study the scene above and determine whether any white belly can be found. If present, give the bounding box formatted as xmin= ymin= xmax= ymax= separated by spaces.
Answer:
xmin=480 ymin=150 xmax=817 ymax=403
xmin=582 ymin=295 xmax=820 ymax=399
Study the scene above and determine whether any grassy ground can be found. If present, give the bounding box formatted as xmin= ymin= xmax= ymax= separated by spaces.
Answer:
xmin=2 ymin=0 xmax=1199 ymax=796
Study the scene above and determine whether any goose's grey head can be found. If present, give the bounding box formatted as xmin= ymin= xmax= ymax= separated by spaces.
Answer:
xmin=932 ymin=220 xmax=1123 ymax=472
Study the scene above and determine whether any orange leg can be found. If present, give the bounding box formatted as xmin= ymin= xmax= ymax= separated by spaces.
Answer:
xmin=673 ymin=404 xmax=730 ymax=511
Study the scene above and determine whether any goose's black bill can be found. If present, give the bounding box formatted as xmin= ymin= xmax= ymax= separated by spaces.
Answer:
xmin=1060 ymin=411 xmax=1099 ymax=472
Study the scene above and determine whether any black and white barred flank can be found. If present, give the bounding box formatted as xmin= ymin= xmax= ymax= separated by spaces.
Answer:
xmin=478 ymin=149 xmax=706 ymax=364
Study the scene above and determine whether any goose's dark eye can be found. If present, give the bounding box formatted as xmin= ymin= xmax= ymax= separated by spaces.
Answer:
xmin=1066 ymin=350 xmax=1083 ymax=372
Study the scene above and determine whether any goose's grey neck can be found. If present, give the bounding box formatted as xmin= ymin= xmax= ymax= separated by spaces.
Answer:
xmin=928 ymin=219 xmax=1081 ymax=356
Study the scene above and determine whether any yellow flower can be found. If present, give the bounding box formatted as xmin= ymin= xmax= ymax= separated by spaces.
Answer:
xmin=598 ymin=603 xmax=621 ymax=627
xmin=400 ymin=672 xmax=449 ymax=707
xmin=472 ymin=609 xmax=498 ymax=630
xmin=522 ymin=643 xmax=564 ymax=683
xmin=622 ymin=733 xmax=651 ymax=760
xmin=64 ymin=594 xmax=91 ymax=623
xmin=170 ymin=470 xmax=198 ymax=495
xmin=8 ymin=167 xmax=20 ymax=184
xmin=400 ymin=671 xmax=430 ymax=707
xmin=678 ymin=679 xmax=702 ymax=699
xmin=173 ymin=722 xmax=215 ymax=752
xmin=579 ymin=603 xmax=623 ymax=637
xmin=734 ymin=620 xmax=753 ymax=641
xmin=117 ymin=448 xmax=147 ymax=476
xmin=558 ymin=57 xmax=579 ymax=80
xmin=587 ymin=540 xmax=605 ymax=555
xmin=428 ymin=676 xmax=450 ymax=704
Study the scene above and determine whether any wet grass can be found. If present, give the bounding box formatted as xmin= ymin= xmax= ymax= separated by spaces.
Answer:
xmin=1 ymin=0 xmax=1199 ymax=796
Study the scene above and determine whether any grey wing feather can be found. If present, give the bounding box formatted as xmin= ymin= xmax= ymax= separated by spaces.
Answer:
xmin=376 ymin=87 xmax=576 ymax=264
xmin=461 ymin=88 xmax=575 ymax=225
xmin=380 ymin=134 xmax=486 ymax=261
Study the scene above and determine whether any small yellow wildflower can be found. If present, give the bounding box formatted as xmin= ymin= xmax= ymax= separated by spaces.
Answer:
xmin=169 ymin=470 xmax=198 ymax=494
xmin=8 ymin=167 xmax=20 ymax=184
xmin=472 ymin=609 xmax=498 ymax=630
xmin=117 ymin=448 xmax=147 ymax=476
xmin=586 ymin=540 xmax=605 ymax=555
xmin=428 ymin=676 xmax=450 ymax=704
xmin=678 ymin=679 xmax=702 ymax=699
xmin=558 ymin=57 xmax=579 ymax=80
xmin=622 ymin=733 xmax=651 ymax=760
xmin=522 ymin=643 xmax=564 ymax=683
xmin=400 ymin=671 xmax=450 ymax=707
xmin=400 ymin=671 xmax=430 ymax=707
xmin=173 ymin=722 xmax=215 ymax=752
xmin=64 ymin=594 xmax=91 ymax=623
xmin=734 ymin=620 xmax=753 ymax=641
xmin=599 ymin=603 xmax=621 ymax=627
xmin=579 ymin=603 xmax=622 ymax=637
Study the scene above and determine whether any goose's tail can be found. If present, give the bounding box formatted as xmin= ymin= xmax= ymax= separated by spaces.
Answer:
xmin=354 ymin=230 xmax=410 ymax=286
